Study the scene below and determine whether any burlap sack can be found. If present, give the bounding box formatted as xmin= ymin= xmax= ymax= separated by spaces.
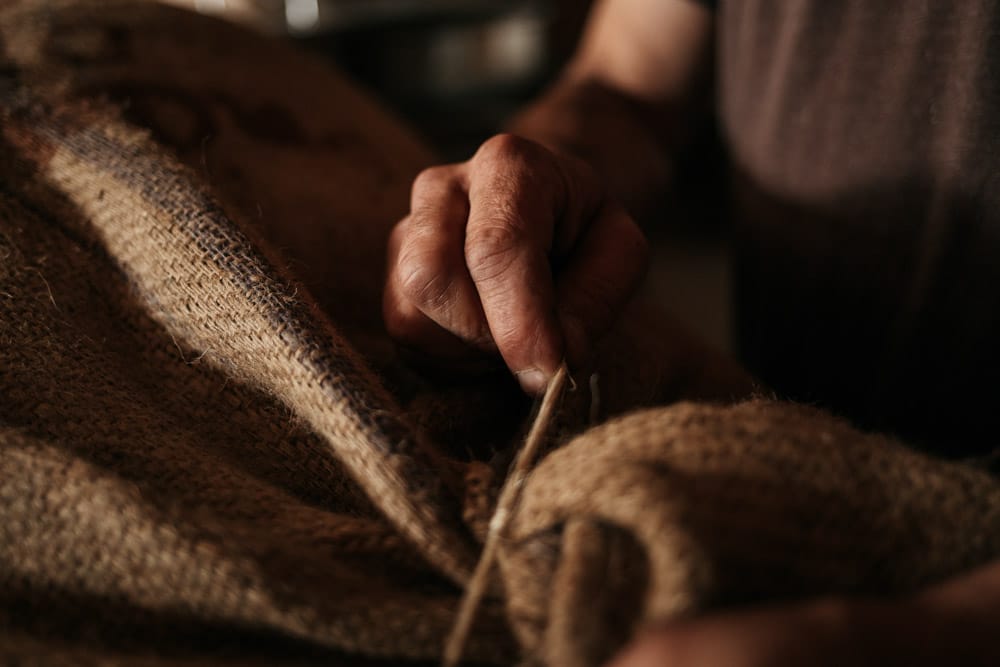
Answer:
xmin=1 ymin=3 xmax=997 ymax=665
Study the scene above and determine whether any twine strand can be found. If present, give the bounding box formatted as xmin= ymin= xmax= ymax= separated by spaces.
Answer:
xmin=442 ymin=364 xmax=570 ymax=667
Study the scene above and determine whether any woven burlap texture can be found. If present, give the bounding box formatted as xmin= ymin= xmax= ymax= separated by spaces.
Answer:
xmin=1 ymin=2 xmax=998 ymax=666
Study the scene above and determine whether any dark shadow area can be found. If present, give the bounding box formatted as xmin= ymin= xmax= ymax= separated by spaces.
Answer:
xmin=729 ymin=166 xmax=1000 ymax=459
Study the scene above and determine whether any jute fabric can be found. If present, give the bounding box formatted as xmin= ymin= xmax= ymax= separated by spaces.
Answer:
xmin=1 ymin=3 xmax=997 ymax=665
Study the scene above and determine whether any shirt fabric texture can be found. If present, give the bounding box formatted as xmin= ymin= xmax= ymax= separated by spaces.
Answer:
xmin=713 ymin=1 xmax=1000 ymax=457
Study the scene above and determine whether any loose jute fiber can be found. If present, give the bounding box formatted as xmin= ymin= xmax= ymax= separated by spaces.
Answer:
xmin=1 ymin=2 xmax=998 ymax=666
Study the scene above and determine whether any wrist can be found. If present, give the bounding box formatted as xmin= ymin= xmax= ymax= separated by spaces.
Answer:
xmin=506 ymin=77 xmax=675 ymax=220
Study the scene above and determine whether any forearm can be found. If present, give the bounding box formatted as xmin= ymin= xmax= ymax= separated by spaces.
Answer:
xmin=508 ymin=78 xmax=682 ymax=220
xmin=507 ymin=0 xmax=715 ymax=220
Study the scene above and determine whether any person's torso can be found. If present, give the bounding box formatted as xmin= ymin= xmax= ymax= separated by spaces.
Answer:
xmin=716 ymin=1 xmax=1000 ymax=457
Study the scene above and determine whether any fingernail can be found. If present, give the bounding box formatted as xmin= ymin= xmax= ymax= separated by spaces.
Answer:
xmin=515 ymin=368 xmax=549 ymax=394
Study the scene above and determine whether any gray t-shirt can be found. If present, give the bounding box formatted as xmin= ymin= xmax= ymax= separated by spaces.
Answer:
xmin=704 ymin=1 xmax=999 ymax=457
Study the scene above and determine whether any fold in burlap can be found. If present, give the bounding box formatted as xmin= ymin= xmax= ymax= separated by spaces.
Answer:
xmin=1 ymin=3 xmax=998 ymax=666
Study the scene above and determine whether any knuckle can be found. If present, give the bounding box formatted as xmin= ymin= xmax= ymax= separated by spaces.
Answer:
xmin=410 ymin=165 xmax=459 ymax=210
xmin=475 ymin=133 xmax=533 ymax=166
xmin=397 ymin=253 xmax=453 ymax=311
xmin=412 ymin=165 xmax=451 ymax=194
xmin=465 ymin=223 xmax=525 ymax=283
xmin=387 ymin=217 xmax=411 ymax=250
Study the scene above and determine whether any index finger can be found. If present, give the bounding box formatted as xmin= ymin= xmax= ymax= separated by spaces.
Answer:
xmin=464 ymin=136 xmax=564 ymax=392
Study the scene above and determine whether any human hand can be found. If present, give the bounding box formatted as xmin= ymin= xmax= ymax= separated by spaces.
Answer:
xmin=383 ymin=134 xmax=648 ymax=393
xmin=607 ymin=599 xmax=877 ymax=667
xmin=606 ymin=585 xmax=998 ymax=667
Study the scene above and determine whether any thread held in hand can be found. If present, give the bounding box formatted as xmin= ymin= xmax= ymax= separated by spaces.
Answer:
xmin=442 ymin=364 xmax=570 ymax=667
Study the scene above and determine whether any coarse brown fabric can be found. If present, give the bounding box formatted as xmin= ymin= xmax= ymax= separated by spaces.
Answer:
xmin=0 ymin=2 xmax=998 ymax=666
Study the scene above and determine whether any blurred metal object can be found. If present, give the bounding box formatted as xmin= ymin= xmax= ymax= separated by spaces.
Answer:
xmin=285 ymin=0 xmax=321 ymax=31
xmin=160 ymin=0 xmax=546 ymax=36
xmin=157 ymin=0 xmax=552 ymax=157
xmin=426 ymin=7 xmax=546 ymax=93
xmin=159 ymin=0 xmax=285 ymax=32
xmin=313 ymin=1 xmax=551 ymax=158
xmin=159 ymin=0 xmax=549 ymax=87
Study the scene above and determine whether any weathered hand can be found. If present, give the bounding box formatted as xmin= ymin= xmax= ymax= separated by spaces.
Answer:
xmin=384 ymin=134 xmax=648 ymax=393
xmin=607 ymin=599 xmax=875 ymax=667
xmin=607 ymin=560 xmax=1000 ymax=667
